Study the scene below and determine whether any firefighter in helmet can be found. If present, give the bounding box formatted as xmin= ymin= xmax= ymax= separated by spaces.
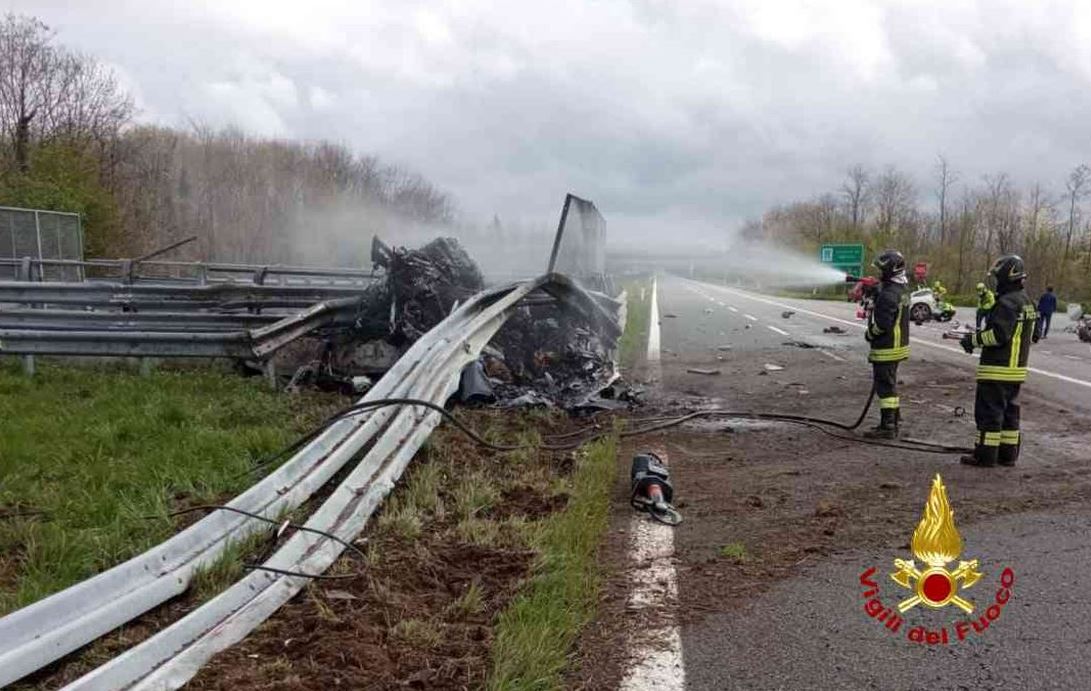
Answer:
xmin=959 ymin=255 xmax=1040 ymax=467
xmin=864 ymin=249 xmax=911 ymax=438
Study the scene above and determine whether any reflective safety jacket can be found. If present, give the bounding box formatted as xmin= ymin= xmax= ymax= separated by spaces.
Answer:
xmin=866 ymin=281 xmax=910 ymax=363
xmin=977 ymin=288 xmax=995 ymax=311
xmin=972 ymin=288 xmax=1039 ymax=382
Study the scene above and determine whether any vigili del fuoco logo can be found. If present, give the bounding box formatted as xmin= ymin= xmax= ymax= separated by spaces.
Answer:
xmin=858 ymin=474 xmax=1015 ymax=645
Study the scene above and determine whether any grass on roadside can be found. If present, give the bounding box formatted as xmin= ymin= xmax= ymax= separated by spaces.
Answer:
xmin=0 ymin=359 xmax=339 ymax=615
xmin=486 ymin=435 xmax=617 ymax=691
xmin=617 ymin=278 xmax=652 ymax=370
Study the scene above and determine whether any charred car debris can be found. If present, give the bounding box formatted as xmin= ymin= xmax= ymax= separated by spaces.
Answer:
xmin=275 ymin=236 xmax=639 ymax=412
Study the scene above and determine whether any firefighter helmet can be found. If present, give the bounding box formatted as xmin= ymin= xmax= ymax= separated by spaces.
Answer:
xmin=989 ymin=255 xmax=1026 ymax=286
xmin=976 ymin=282 xmax=986 ymax=291
xmin=873 ymin=249 xmax=906 ymax=279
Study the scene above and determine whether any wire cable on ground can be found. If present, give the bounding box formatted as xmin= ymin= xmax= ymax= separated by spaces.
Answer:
xmin=241 ymin=389 xmax=971 ymax=484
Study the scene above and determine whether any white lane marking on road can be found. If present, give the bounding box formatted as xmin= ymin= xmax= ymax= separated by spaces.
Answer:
xmin=620 ymin=280 xmax=684 ymax=691
xmin=619 ymin=518 xmax=684 ymax=691
xmin=647 ymin=278 xmax=661 ymax=364
xmin=1039 ymin=350 xmax=1052 ymax=355
xmin=696 ymin=280 xmax=1091 ymax=391
xmin=767 ymin=325 xmax=790 ymax=336
xmin=819 ymin=349 xmax=846 ymax=362
xmin=744 ymin=313 xmax=758 ymax=321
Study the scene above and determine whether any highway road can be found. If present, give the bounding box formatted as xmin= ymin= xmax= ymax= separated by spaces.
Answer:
xmin=677 ymin=276 xmax=1091 ymax=412
xmin=638 ymin=274 xmax=1091 ymax=691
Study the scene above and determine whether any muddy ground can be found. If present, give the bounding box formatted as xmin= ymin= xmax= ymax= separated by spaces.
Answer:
xmin=570 ymin=337 xmax=1091 ymax=689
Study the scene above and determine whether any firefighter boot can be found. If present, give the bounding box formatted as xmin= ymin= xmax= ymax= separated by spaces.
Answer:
xmin=998 ymin=441 xmax=1020 ymax=467
xmin=863 ymin=408 xmax=898 ymax=439
xmin=960 ymin=444 xmax=998 ymax=467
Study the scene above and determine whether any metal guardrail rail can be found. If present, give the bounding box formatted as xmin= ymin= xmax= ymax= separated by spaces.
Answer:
xmin=0 ymin=256 xmax=378 ymax=287
xmin=0 ymin=273 xmax=618 ymax=689
xmin=0 ymin=297 xmax=361 ymax=359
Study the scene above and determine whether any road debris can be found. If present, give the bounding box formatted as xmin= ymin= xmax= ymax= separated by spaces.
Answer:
xmin=822 ymin=326 xmax=846 ymax=334
xmin=716 ymin=344 xmax=733 ymax=351
xmin=687 ymin=368 xmax=722 ymax=376
xmin=763 ymin=363 xmax=785 ymax=372
xmin=782 ymin=340 xmax=815 ymax=349
xmin=781 ymin=310 xmax=795 ymax=319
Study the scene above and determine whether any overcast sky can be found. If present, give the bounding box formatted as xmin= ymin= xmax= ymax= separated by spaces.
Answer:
xmin=13 ymin=0 xmax=1091 ymax=244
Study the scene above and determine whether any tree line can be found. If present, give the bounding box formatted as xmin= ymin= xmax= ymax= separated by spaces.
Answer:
xmin=0 ymin=14 xmax=456 ymax=265
xmin=745 ymin=159 xmax=1091 ymax=303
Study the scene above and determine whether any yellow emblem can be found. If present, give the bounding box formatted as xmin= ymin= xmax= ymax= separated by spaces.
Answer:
xmin=890 ymin=474 xmax=983 ymax=613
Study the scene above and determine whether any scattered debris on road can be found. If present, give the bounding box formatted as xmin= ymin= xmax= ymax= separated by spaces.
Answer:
xmin=687 ymin=368 xmax=722 ymax=376
xmin=781 ymin=310 xmax=795 ymax=319
xmin=822 ymin=326 xmax=846 ymax=334
xmin=716 ymin=344 xmax=733 ymax=351
xmin=763 ymin=363 xmax=785 ymax=372
xmin=663 ymin=313 xmax=678 ymax=319
xmin=782 ymin=340 xmax=815 ymax=349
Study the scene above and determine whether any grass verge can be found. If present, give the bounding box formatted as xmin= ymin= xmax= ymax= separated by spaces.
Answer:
xmin=617 ymin=278 xmax=652 ymax=370
xmin=487 ymin=434 xmax=617 ymax=691
xmin=0 ymin=359 xmax=339 ymax=615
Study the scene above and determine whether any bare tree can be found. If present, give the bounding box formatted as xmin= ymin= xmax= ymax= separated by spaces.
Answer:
xmin=841 ymin=165 xmax=869 ymax=230
xmin=0 ymin=13 xmax=132 ymax=173
xmin=872 ymin=166 xmax=916 ymax=237
xmin=0 ymin=15 xmax=59 ymax=171
xmin=934 ymin=155 xmax=958 ymax=244
xmin=1064 ymin=163 xmax=1090 ymax=263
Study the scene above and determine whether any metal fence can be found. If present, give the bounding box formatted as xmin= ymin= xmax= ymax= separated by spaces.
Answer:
xmin=0 ymin=206 xmax=84 ymax=282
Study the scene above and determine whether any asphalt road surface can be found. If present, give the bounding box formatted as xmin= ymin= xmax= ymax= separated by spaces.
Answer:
xmin=648 ymin=274 xmax=1091 ymax=691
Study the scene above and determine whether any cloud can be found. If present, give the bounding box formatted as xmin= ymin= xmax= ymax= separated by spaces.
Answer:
xmin=12 ymin=0 xmax=1091 ymax=236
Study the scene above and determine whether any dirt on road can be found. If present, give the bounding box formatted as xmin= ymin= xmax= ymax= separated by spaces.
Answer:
xmin=571 ymin=339 xmax=1091 ymax=689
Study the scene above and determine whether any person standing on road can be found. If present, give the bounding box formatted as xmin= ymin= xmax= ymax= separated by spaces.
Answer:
xmin=864 ymin=249 xmax=911 ymax=439
xmin=976 ymin=282 xmax=995 ymax=330
xmin=959 ymin=255 xmax=1040 ymax=467
xmin=1037 ymin=286 xmax=1057 ymax=339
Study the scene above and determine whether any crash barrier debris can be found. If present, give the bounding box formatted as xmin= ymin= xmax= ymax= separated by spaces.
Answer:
xmin=0 ymin=272 xmax=625 ymax=689
xmin=630 ymin=451 xmax=682 ymax=526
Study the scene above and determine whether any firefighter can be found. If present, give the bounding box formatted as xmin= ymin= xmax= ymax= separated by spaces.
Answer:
xmin=864 ymin=249 xmax=911 ymax=439
xmin=975 ymin=281 xmax=995 ymax=330
xmin=959 ymin=255 xmax=1040 ymax=467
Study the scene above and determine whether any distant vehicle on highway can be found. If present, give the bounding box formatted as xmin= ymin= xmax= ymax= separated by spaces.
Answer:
xmin=908 ymin=287 xmax=956 ymax=323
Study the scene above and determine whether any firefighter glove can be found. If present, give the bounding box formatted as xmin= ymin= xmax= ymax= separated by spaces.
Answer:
xmin=960 ymin=334 xmax=975 ymax=353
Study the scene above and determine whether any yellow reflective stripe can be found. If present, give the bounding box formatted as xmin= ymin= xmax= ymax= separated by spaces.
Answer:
xmin=978 ymin=330 xmax=997 ymax=347
xmin=976 ymin=365 xmax=1028 ymax=381
xmin=879 ymin=397 xmax=900 ymax=409
xmin=1000 ymin=430 xmax=1021 ymax=445
xmin=893 ymin=304 xmax=902 ymax=347
xmin=981 ymin=431 xmax=1002 ymax=447
xmin=1009 ymin=320 xmax=1024 ymax=369
xmin=870 ymin=346 xmax=910 ymax=362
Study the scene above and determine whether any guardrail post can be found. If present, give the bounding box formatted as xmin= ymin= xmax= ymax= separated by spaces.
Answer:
xmin=264 ymin=360 xmax=277 ymax=390
xmin=17 ymin=257 xmax=36 ymax=376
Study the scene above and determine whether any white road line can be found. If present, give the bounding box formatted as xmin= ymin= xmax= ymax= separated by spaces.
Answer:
xmin=767 ymin=325 xmax=790 ymax=336
xmin=694 ymin=280 xmax=1091 ymax=391
xmin=744 ymin=313 xmax=758 ymax=321
xmin=819 ymin=349 xmax=846 ymax=362
xmin=647 ymin=278 xmax=661 ymax=364
xmin=620 ymin=281 xmax=684 ymax=691
xmin=728 ymin=306 xmax=739 ymax=313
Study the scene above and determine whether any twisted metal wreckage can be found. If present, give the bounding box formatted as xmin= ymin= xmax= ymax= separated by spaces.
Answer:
xmin=0 ymin=230 xmax=629 ymax=688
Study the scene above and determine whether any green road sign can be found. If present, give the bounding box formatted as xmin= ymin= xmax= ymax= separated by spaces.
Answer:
xmin=819 ymin=243 xmax=864 ymax=265
xmin=819 ymin=243 xmax=865 ymax=278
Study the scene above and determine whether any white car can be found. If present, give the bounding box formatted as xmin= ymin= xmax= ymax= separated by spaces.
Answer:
xmin=909 ymin=288 xmax=954 ymax=322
